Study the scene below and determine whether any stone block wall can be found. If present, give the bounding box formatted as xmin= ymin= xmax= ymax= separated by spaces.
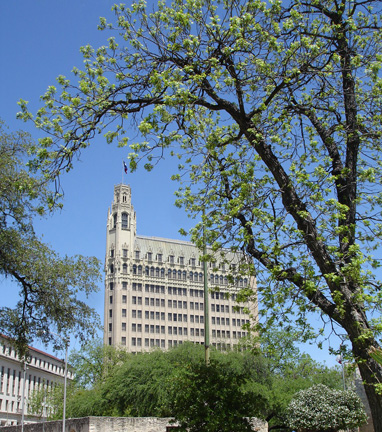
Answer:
xmin=0 ymin=416 xmax=267 ymax=432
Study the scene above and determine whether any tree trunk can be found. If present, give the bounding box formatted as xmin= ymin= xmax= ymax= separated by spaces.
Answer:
xmin=357 ymin=356 xmax=382 ymax=432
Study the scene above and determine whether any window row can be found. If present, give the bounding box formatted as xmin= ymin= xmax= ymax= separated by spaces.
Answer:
xmin=212 ymin=330 xmax=247 ymax=339
xmin=109 ymin=283 xmax=245 ymax=303
xmin=125 ymin=266 xmax=248 ymax=287
xmin=110 ymin=295 xmax=247 ymax=317
xmin=211 ymin=317 xmax=249 ymax=326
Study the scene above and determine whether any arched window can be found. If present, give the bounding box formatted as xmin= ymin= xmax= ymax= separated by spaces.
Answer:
xmin=220 ymin=275 xmax=223 ymax=285
xmin=156 ymin=267 xmax=160 ymax=277
xmin=239 ymin=279 xmax=243 ymax=287
xmin=189 ymin=272 xmax=193 ymax=281
xmin=215 ymin=275 xmax=219 ymax=284
xmin=199 ymin=272 xmax=203 ymax=282
xmin=121 ymin=212 xmax=128 ymax=230
xmin=224 ymin=276 xmax=228 ymax=285
xmin=110 ymin=264 xmax=114 ymax=274
xmin=113 ymin=213 xmax=117 ymax=228
xmin=183 ymin=271 xmax=187 ymax=280
xmin=178 ymin=270 xmax=182 ymax=280
xmin=168 ymin=269 xmax=172 ymax=279
xmin=150 ymin=266 xmax=155 ymax=277
xmin=173 ymin=269 xmax=177 ymax=279
xmin=133 ymin=265 xmax=137 ymax=275
xmin=244 ymin=278 xmax=248 ymax=287
xmin=161 ymin=268 xmax=165 ymax=278
xmin=138 ymin=265 xmax=142 ymax=275
xmin=145 ymin=266 xmax=149 ymax=276
xmin=122 ymin=263 xmax=127 ymax=274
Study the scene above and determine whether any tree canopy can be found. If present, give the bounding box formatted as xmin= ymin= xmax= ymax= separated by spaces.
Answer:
xmin=17 ymin=0 xmax=382 ymax=428
xmin=0 ymin=121 xmax=101 ymax=355
xmin=45 ymin=342 xmax=343 ymax=431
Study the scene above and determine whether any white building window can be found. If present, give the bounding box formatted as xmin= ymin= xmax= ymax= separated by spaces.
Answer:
xmin=121 ymin=212 xmax=128 ymax=230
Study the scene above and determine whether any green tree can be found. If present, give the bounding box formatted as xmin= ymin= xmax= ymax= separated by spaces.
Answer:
xmin=285 ymin=384 xmax=367 ymax=432
xmin=69 ymin=338 xmax=131 ymax=389
xmin=18 ymin=0 xmax=382 ymax=427
xmin=59 ymin=342 xmax=343 ymax=429
xmin=168 ymin=359 xmax=264 ymax=432
xmin=0 ymin=120 xmax=101 ymax=355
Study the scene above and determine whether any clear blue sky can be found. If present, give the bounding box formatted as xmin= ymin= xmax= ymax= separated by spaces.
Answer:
xmin=0 ymin=0 xmax=340 ymax=366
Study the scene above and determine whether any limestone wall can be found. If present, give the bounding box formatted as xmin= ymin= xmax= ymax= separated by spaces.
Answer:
xmin=0 ymin=416 xmax=268 ymax=432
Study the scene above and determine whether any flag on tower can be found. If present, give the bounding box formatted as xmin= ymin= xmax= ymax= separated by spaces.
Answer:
xmin=123 ymin=161 xmax=128 ymax=174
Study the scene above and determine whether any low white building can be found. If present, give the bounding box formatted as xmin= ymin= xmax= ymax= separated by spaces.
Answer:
xmin=0 ymin=335 xmax=72 ymax=426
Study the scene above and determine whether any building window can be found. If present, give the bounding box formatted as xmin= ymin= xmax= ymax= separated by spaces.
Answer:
xmin=179 ymin=256 xmax=184 ymax=265
xmin=169 ymin=255 xmax=174 ymax=264
xmin=122 ymin=295 xmax=127 ymax=304
xmin=123 ymin=309 xmax=127 ymax=317
xmin=109 ymin=309 xmax=112 ymax=318
xmin=109 ymin=323 xmax=112 ymax=332
xmin=123 ymin=263 xmax=128 ymax=274
xmin=147 ymin=252 xmax=152 ymax=261
xmin=109 ymin=296 xmax=113 ymax=304
xmin=190 ymin=258 xmax=196 ymax=266
xmin=121 ymin=337 xmax=126 ymax=345
xmin=122 ymin=323 xmax=126 ymax=331
xmin=123 ymin=248 xmax=128 ymax=257
xmin=113 ymin=213 xmax=117 ymax=228
xmin=122 ymin=282 xmax=127 ymax=290
xmin=121 ymin=212 xmax=128 ymax=230
xmin=157 ymin=253 xmax=162 ymax=262
xmin=109 ymin=282 xmax=114 ymax=291
xmin=135 ymin=250 xmax=140 ymax=260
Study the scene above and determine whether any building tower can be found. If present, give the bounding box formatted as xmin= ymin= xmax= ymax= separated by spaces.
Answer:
xmin=104 ymin=184 xmax=256 ymax=352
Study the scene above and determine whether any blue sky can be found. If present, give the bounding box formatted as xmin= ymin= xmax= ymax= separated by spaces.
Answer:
xmin=0 ymin=0 xmax=340 ymax=366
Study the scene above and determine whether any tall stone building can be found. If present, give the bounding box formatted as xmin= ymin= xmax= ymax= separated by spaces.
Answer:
xmin=103 ymin=184 xmax=256 ymax=352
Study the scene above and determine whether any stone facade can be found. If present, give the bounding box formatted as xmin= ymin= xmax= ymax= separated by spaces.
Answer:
xmin=0 ymin=416 xmax=268 ymax=432
xmin=104 ymin=184 xmax=257 ymax=352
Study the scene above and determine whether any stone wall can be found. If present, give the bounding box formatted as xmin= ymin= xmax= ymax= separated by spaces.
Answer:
xmin=0 ymin=416 xmax=268 ymax=432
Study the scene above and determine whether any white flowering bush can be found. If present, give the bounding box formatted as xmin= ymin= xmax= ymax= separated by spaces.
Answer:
xmin=285 ymin=384 xmax=367 ymax=432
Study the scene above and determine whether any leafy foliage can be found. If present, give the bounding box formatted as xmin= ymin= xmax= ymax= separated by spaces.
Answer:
xmin=168 ymin=359 xmax=262 ymax=432
xmin=17 ymin=0 xmax=382 ymax=427
xmin=69 ymin=338 xmax=131 ymax=389
xmin=0 ymin=120 xmax=101 ymax=355
xmin=285 ymin=384 xmax=367 ymax=432
xmin=43 ymin=342 xmax=344 ymax=431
